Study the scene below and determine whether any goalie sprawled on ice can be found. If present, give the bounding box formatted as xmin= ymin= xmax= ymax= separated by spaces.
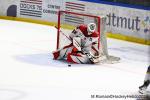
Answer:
xmin=53 ymin=23 xmax=100 ymax=64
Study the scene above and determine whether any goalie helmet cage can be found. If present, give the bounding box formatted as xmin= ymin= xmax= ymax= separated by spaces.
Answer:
xmin=56 ymin=10 xmax=120 ymax=63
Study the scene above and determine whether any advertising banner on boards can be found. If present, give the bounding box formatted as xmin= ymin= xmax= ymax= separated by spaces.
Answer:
xmin=0 ymin=0 xmax=149 ymax=42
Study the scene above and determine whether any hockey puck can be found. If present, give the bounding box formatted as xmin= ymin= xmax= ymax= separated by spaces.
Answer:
xmin=68 ymin=64 xmax=71 ymax=67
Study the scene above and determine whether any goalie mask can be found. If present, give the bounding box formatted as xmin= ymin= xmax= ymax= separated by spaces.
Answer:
xmin=87 ymin=23 xmax=96 ymax=35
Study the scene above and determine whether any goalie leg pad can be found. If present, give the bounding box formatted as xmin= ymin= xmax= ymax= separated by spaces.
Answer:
xmin=67 ymin=53 xmax=78 ymax=64
xmin=53 ymin=46 xmax=74 ymax=60
xmin=67 ymin=53 xmax=91 ymax=64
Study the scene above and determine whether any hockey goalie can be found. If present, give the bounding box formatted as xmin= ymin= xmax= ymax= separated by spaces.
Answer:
xmin=52 ymin=23 xmax=100 ymax=64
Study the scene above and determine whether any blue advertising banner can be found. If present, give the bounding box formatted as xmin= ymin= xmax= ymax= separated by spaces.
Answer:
xmin=80 ymin=0 xmax=150 ymax=10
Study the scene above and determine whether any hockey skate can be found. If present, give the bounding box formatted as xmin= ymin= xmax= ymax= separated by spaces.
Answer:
xmin=139 ymin=81 xmax=150 ymax=94
xmin=139 ymin=85 xmax=147 ymax=94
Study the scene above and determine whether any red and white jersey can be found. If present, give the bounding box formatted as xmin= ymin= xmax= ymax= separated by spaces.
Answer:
xmin=70 ymin=24 xmax=99 ymax=55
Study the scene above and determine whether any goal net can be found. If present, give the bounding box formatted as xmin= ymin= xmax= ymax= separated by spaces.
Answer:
xmin=56 ymin=10 xmax=120 ymax=63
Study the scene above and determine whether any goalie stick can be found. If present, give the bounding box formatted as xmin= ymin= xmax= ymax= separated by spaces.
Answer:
xmin=55 ymin=26 xmax=100 ymax=63
xmin=55 ymin=26 xmax=72 ymax=41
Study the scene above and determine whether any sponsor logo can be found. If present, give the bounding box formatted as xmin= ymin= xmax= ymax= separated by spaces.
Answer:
xmin=106 ymin=13 xmax=140 ymax=31
xmin=20 ymin=0 xmax=42 ymax=17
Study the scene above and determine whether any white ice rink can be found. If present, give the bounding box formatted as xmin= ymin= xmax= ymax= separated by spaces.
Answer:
xmin=0 ymin=19 xmax=149 ymax=100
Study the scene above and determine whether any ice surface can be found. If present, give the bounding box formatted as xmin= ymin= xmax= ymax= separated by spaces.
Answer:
xmin=0 ymin=19 xmax=149 ymax=100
